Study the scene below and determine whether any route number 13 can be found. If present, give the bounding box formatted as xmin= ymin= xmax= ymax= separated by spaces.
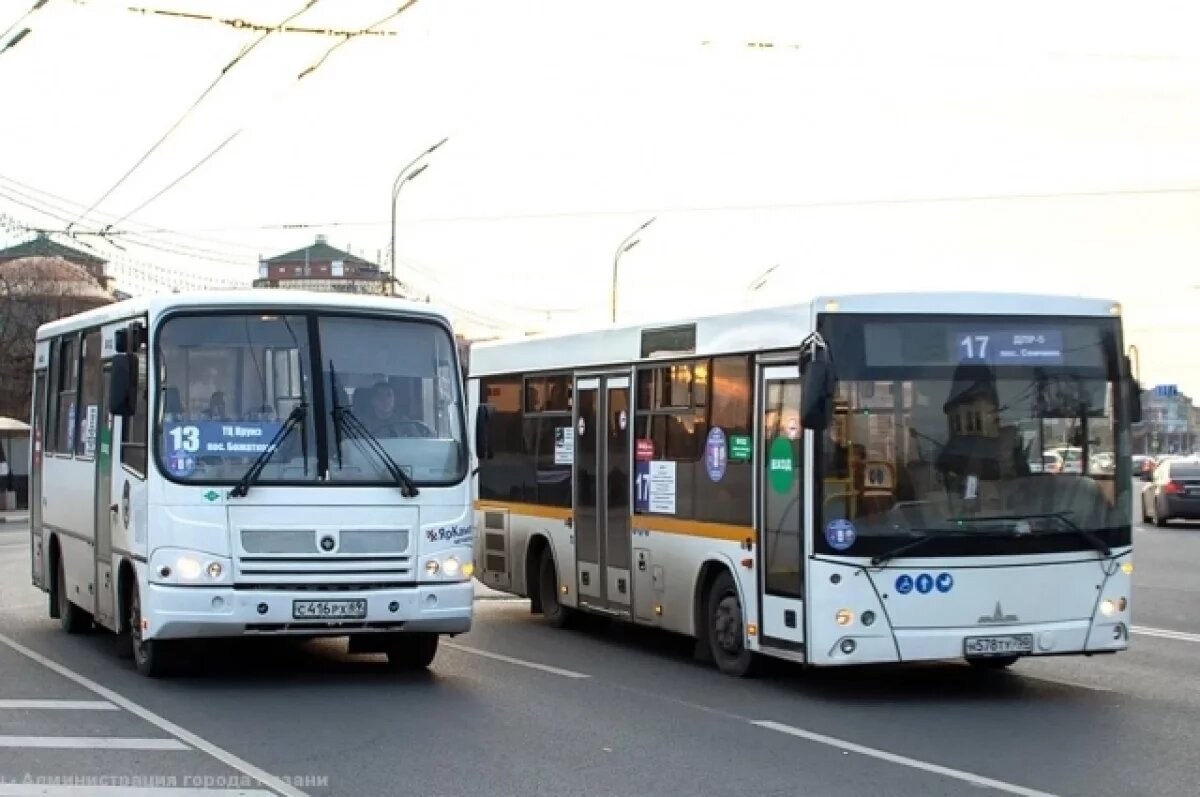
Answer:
xmin=169 ymin=425 xmax=201 ymax=453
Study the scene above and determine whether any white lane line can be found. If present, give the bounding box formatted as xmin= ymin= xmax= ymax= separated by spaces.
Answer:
xmin=0 ymin=736 xmax=188 ymax=750
xmin=0 ymin=699 xmax=118 ymax=710
xmin=1132 ymin=625 xmax=1200 ymax=643
xmin=0 ymin=632 xmax=309 ymax=797
xmin=752 ymin=720 xmax=1058 ymax=797
xmin=0 ymin=787 xmax=278 ymax=797
xmin=443 ymin=642 xmax=591 ymax=679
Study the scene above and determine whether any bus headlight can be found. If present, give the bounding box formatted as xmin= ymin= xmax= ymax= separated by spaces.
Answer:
xmin=425 ymin=560 xmax=440 ymax=576
xmin=442 ymin=556 xmax=461 ymax=577
xmin=176 ymin=557 xmax=203 ymax=581
xmin=150 ymin=549 xmax=232 ymax=585
xmin=1100 ymin=599 xmax=1116 ymax=616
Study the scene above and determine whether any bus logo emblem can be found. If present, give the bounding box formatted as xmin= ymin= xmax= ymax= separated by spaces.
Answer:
xmin=978 ymin=602 xmax=1018 ymax=624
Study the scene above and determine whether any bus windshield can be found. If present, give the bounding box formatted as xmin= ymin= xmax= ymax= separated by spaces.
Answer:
xmin=156 ymin=311 xmax=466 ymax=487
xmin=814 ymin=313 xmax=1132 ymax=559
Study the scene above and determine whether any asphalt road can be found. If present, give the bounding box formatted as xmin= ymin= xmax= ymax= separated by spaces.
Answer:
xmin=1 ymin=504 xmax=1198 ymax=797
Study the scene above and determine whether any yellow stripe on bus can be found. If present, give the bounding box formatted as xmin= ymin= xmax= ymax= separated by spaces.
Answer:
xmin=472 ymin=500 xmax=753 ymax=543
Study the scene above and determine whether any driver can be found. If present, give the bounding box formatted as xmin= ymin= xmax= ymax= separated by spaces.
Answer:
xmin=363 ymin=382 xmax=399 ymax=436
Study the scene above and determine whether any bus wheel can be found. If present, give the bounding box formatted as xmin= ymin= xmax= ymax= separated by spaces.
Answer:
xmin=56 ymin=556 xmax=91 ymax=635
xmin=385 ymin=633 xmax=439 ymax=670
xmin=968 ymin=656 xmax=1018 ymax=670
xmin=539 ymin=547 xmax=573 ymax=629
xmin=706 ymin=570 xmax=758 ymax=677
xmin=128 ymin=584 xmax=170 ymax=678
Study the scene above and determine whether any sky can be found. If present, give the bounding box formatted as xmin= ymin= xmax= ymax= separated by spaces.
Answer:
xmin=0 ymin=0 xmax=1198 ymax=392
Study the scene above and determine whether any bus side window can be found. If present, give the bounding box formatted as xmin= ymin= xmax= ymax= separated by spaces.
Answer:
xmin=120 ymin=339 xmax=149 ymax=476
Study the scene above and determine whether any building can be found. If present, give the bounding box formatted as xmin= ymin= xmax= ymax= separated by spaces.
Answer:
xmin=254 ymin=235 xmax=404 ymax=295
xmin=1138 ymin=384 xmax=1196 ymax=455
xmin=0 ymin=232 xmax=111 ymax=291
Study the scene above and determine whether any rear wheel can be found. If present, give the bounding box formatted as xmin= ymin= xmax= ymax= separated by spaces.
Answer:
xmin=385 ymin=633 xmax=439 ymax=670
xmin=968 ymin=656 xmax=1018 ymax=670
xmin=539 ymin=547 xmax=573 ymax=629
xmin=706 ymin=570 xmax=758 ymax=677
xmin=129 ymin=584 xmax=171 ymax=678
xmin=56 ymin=556 xmax=91 ymax=634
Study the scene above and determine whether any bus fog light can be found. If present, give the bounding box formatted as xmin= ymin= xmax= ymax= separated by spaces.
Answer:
xmin=425 ymin=560 xmax=440 ymax=576
xmin=835 ymin=609 xmax=854 ymax=626
xmin=839 ymin=639 xmax=856 ymax=655
xmin=861 ymin=611 xmax=876 ymax=627
xmin=176 ymin=556 xmax=202 ymax=580
xmin=211 ymin=596 xmax=224 ymax=610
xmin=206 ymin=561 xmax=223 ymax=579
xmin=443 ymin=556 xmax=460 ymax=577
xmin=1100 ymin=599 xmax=1116 ymax=616
xmin=1113 ymin=623 xmax=1126 ymax=641
xmin=256 ymin=603 xmax=268 ymax=615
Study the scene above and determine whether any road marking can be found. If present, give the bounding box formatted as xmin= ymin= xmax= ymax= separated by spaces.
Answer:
xmin=0 ymin=736 xmax=188 ymax=750
xmin=0 ymin=632 xmax=309 ymax=797
xmin=0 ymin=788 xmax=278 ymax=797
xmin=1132 ymin=625 xmax=1200 ymax=643
xmin=443 ymin=642 xmax=591 ymax=679
xmin=752 ymin=720 xmax=1057 ymax=797
xmin=0 ymin=699 xmax=117 ymax=710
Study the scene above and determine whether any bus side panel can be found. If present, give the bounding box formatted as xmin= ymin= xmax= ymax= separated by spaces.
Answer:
xmin=511 ymin=513 xmax=577 ymax=610
xmin=30 ymin=369 xmax=47 ymax=591
xmin=43 ymin=457 xmax=97 ymax=611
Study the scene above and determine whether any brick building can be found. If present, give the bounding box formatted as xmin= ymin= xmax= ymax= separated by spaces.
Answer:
xmin=254 ymin=235 xmax=405 ymax=295
xmin=0 ymin=233 xmax=111 ymax=291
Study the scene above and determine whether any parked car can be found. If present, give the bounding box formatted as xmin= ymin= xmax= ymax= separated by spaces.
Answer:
xmin=1140 ymin=458 xmax=1200 ymax=526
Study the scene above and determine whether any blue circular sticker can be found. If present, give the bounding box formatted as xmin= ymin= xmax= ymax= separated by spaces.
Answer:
xmin=825 ymin=519 xmax=857 ymax=551
xmin=705 ymin=427 xmax=727 ymax=483
xmin=895 ymin=574 xmax=914 ymax=595
xmin=168 ymin=449 xmax=196 ymax=478
xmin=915 ymin=573 xmax=934 ymax=594
xmin=935 ymin=572 xmax=954 ymax=593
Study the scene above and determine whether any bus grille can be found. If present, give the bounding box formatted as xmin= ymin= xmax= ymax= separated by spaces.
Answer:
xmin=234 ymin=555 xmax=413 ymax=585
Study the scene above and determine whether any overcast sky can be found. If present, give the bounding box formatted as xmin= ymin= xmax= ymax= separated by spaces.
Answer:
xmin=1 ymin=0 xmax=1198 ymax=393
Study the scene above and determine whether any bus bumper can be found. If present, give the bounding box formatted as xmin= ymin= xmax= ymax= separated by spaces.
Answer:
xmin=142 ymin=581 xmax=473 ymax=641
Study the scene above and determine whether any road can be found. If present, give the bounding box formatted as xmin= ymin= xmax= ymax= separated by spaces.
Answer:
xmin=1 ymin=506 xmax=1198 ymax=797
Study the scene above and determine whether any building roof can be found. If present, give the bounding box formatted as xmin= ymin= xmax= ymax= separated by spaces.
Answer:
xmin=0 ymin=233 xmax=107 ymax=266
xmin=0 ymin=256 xmax=114 ymax=302
xmin=263 ymin=235 xmax=376 ymax=268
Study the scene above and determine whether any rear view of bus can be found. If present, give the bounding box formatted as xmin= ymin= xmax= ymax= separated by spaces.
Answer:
xmin=798 ymin=294 xmax=1138 ymax=667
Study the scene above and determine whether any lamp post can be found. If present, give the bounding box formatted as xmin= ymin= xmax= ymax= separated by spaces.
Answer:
xmin=610 ymin=216 xmax=655 ymax=324
xmin=389 ymin=137 xmax=448 ymax=296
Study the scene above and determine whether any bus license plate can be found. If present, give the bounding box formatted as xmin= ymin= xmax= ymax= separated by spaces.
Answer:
xmin=964 ymin=634 xmax=1033 ymax=657
xmin=293 ymin=599 xmax=368 ymax=620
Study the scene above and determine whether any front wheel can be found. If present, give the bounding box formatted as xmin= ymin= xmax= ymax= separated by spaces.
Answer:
xmin=539 ymin=547 xmax=573 ymax=629
xmin=706 ymin=570 xmax=758 ymax=677
xmin=128 ymin=584 xmax=172 ymax=678
xmin=385 ymin=633 xmax=439 ymax=670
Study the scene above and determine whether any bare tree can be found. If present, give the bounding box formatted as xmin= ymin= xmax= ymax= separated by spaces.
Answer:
xmin=0 ymin=257 xmax=113 ymax=421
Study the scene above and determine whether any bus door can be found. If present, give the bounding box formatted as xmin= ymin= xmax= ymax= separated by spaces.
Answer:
xmin=92 ymin=362 xmax=116 ymax=628
xmin=30 ymin=370 xmax=46 ymax=590
xmin=756 ymin=362 xmax=807 ymax=649
xmin=573 ymin=373 xmax=633 ymax=616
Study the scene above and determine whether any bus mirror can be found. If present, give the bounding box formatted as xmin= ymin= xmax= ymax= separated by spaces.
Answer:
xmin=1128 ymin=378 xmax=1142 ymax=424
xmin=800 ymin=359 xmax=835 ymax=431
xmin=474 ymin=404 xmax=493 ymax=461
xmin=109 ymin=353 xmax=138 ymax=417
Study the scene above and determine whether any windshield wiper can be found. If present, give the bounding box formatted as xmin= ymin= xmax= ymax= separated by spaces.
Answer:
xmin=228 ymin=402 xmax=307 ymax=499
xmin=870 ymin=527 xmax=977 ymax=566
xmin=946 ymin=511 xmax=1112 ymax=558
xmin=328 ymin=363 xmax=418 ymax=498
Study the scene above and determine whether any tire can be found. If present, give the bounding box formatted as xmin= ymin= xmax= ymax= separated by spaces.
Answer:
xmin=705 ymin=570 xmax=758 ymax=677
xmin=1153 ymin=500 xmax=1168 ymax=528
xmin=128 ymin=583 xmax=171 ymax=678
xmin=539 ymin=547 xmax=573 ymax=629
xmin=968 ymin=656 xmax=1018 ymax=670
xmin=1140 ymin=496 xmax=1150 ymax=524
xmin=385 ymin=633 xmax=439 ymax=670
xmin=56 ymin=556 xmax=91 ymax=635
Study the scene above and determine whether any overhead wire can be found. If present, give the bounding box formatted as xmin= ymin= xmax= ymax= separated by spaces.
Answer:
xmin=68 ymin=0 xmax=325 ymax=232
xmin=0 ymin=0 xmax=48 ymax=44
xmin=297 ymin=0 xmax=418 ymax=80
xmin=126 ymin=6 xmax=397 ymax=38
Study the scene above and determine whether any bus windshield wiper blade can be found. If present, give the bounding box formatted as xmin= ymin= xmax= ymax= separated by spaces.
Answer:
xmin=331 ymin=404 xmax=419 ymax=498
xmin=228 ymin=403 xmax=307 ymax=499
xmin=870 ymin=528 xmax=975 ymax=567
xmin=946 ymin=511 xmax=1112 ymax=557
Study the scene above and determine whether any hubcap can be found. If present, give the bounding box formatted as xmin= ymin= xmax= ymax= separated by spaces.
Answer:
xmin=713 ymin=593 xmax=743 ymax=654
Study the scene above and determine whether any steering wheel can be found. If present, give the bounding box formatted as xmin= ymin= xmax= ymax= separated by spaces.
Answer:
xmin=394 ymin=419 xmax=436 ymax=438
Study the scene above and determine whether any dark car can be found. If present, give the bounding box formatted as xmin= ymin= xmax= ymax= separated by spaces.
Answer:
xmin=1141 ymin=458 xmax=1200 ymax=526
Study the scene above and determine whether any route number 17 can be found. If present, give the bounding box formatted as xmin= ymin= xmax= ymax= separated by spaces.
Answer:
xmin=959 ymin=335 xmax=990 ymax=361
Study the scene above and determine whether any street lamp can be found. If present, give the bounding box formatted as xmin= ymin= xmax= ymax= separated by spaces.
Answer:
xmin=747 ymin=264 xmax=779 ymax=293
xmin=611 ymin=216 xmax=655 ymax=323
xmin=389 ymin=137 xmax=448 ymax=296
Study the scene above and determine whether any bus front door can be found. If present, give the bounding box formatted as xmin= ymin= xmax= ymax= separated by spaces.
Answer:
xmin=30 ymin=370 xmax=46 ymax=590
xmin=756 ymin=363 xmax=806 ymax=650
xmin=93 ymin=362 xmax=116 ymax=629
xmin=573 ymin=373 xmax=632 ymax=616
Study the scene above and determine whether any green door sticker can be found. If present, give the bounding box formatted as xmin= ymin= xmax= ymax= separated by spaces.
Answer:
xmin=729 ymin=434 xmax=752 ymax=462
xmin=767 ymin=436 xmax=795 ymax=494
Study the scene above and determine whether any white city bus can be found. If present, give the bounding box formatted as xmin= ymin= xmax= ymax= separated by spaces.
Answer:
xmin=468 ymin=292 xmax=1141 ymax=675
xmin=30 ymin=291 xmax=474 ymax=677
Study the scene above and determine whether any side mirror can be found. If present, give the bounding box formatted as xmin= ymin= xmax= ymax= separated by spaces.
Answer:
xmin=474 ymin=404 xmax=493 ymax=461
xmin=800 ymin=358 xmax=836 ymax=431
xmin=1128 ymin=380 xmax=1143 ymax=425
xmin=109 ymin=353 xmax=138 ymax=417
